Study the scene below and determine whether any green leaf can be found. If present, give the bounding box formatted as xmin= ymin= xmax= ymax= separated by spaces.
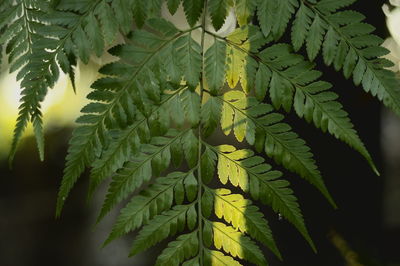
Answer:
xmin=254 ymin=63 xmax=271 ymax=101
xmin=183 ymin=130 xmax=199 ymax=168
xmin=202 ymin=188 xmax=214 ymax=218
xmin=200 ymin=147 xmax=217 ymax=184
xmin=168 ymin=0 xmax=181 ymax=15
xmin=184 ymin=172 xmax=198 ymax=202
xmin=269 ymin=71 xmax=294 ymax=112
xmin=256 ymin=0 xmax=274 ymax=37
xmin=183 ymin=0 xmax=204 ymax=27
xmin=187 ymin=204 xmax=197 ymax=230
xmin=182 ymin=89 xmax=201 ymax=126
xmin=291 ymin=2 xmax=400 ymax=117
xmin=205 ymin=39 xmax=227 ymax=93
xmin=267 ymin=0 xmax=298 ymax=40
xmin=322 ymin=26 xmax=339 ymax=65
xmin=208 ymin=0 xmax=229 ymax=31
xmin=57 ymin=19 xmax=183 ymax=216
xmin=201 ymin=96 xmax=222 ymax=137
xmin=95 ymin=1 xmax=118 ymax=45
xmin=306 ymin=14 xmax=326 ymax=61
xmin=291 ymin=2 xmax=313 ymax=51
xmin=84 ymin=12 xmax=104 ymax=57
xmin=316 ymin=0 xmax=357 ymax=14
xmin=175 ymin=34 xmax=202 ymax=88
xmin=226 ymin=45 xmax=243 ymax=89
xmin=7 ymin=1 xmax=53 ymax=163
xmin=165 ymin=42 xmax=184 ymax=84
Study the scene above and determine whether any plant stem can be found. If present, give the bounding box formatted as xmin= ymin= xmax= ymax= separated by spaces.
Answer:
xmin=197 ymin=0 xmax=208 ymax=264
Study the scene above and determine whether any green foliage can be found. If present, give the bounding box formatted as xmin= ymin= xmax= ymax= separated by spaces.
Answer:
xmin=2 ymin=0 xmax=399 ymax=265
xmin=290 ymin=0 xmax=400 ymax=115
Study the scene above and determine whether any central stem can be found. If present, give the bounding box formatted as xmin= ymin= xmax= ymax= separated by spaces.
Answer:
xmin=197 ymin=0 xmax=208 ymax=264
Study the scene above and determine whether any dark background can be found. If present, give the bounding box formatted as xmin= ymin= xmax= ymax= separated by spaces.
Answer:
xmin=1 ymin=0 xmax=399 ymax=265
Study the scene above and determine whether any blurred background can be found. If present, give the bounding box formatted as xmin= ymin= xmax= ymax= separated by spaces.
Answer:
xmin=1 ymin=0 xmax=400 ymax=265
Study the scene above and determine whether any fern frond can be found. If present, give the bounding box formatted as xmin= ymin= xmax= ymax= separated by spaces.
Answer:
xmin=206 ymin=144 xmax=316 ymax=251
xmin=291 ymin=0 xmax=400 ymax=116
xmin=213 ymin=26 xmax=378 ymax=174
xmin=2 ymin=0 xmax=53 ymax=162
xmin=217 ymin=90 xmax=335 ymax=206
xmin=56 ymin=19 xmax=199 ymax=216
xmin=88 ymin=88 xmax=185 ymax=200
xmin=105 ymin=170 xmax=196 ymax=245
xmin=7 ymin=0 xmax=170 ymax=162
xmin=5 ymin=0 xmax=116 ymax=161
xmin=97 ymin=129 xmax=190 ymax=221
xmin=48 ymin=1 xmax=397 ymax=265
xmin=293 ymin=80 xmax=378 ymax=174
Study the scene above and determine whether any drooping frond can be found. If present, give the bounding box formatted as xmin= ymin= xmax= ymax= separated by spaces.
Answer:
xmin=97 ymin=129 xmax=193 ymax=221
xmin=258 ymin=43 xmax=378 ymax=174
xmin=210 ymin=26 xmax=378 ymax=174
xmin=1 ymin=0 xmax=53 ymax=162
xmin=40 ymin=0 xmax=399 ymax=265
xmin=290 ymin=0 xmax=400 ymax=116
xmin=5 ymin=0 xmax=170 ymax=162
xmin=205 ymin=143 xmax=316 ymax=251
xmin=56 ymin=18 xmax=203 ymax=216
xmin=105 ymin=170 xmax=196 ymax=245
xmin=216 ymin=90 xmax=335 ymax=206
xmin=87 ymin=88 xmax=186 ymax=200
